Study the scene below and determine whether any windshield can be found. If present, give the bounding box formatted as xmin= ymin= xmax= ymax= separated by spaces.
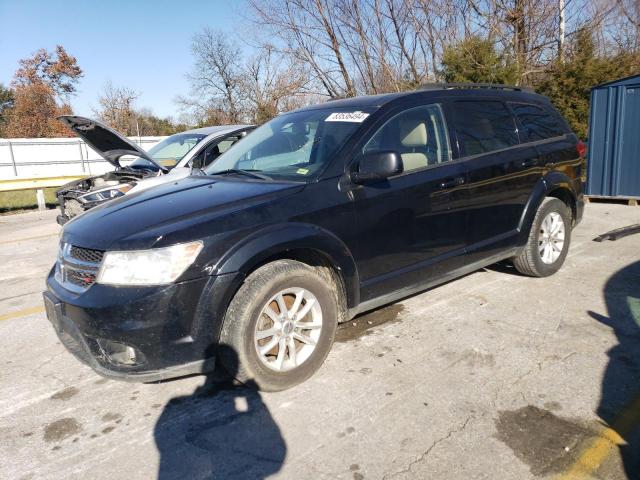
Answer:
xmin=204 ymin=108 xmax=373 ymax=180
xmin=129 ymin=133 xmax=207 ymax=170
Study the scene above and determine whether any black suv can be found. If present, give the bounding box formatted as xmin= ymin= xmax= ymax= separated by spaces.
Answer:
xmin=44 ymin=84 xmax=585 ymax=391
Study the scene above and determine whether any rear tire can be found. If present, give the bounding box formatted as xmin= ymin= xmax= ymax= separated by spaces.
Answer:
xmin=218 ymin=260 xmax=338 ymax=391
xmin=513 ymin=198 xmax=572 ymax=277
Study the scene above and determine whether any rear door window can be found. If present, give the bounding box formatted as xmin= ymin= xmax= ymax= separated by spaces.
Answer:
xmin=452 ymin=101 xmax=519 ymax=156
xmin=509 ymin=103 xmax=565 ymax=141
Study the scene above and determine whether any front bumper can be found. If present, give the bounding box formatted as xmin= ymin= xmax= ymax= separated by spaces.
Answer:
xmin=44 ymin=268 xmax=241 ymax=382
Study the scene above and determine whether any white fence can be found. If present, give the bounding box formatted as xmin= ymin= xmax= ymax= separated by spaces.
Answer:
xmin=0 ymin=136 xmax=167 ymax=180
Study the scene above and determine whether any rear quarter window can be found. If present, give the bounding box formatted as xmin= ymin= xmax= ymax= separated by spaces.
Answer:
xmin=509 ymin=103 xmax=565 ymax=141
xmin=451 ymin=101 xmax=519 ymax=156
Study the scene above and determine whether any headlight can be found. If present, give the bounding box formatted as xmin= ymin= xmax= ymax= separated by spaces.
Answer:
xmin=80 ymin=184 xmax=133 ymax=203
xmin=96 ymin=241 xmax=203 ymax=286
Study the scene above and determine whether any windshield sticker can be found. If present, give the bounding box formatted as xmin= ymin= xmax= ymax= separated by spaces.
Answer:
xmin=296 ymin=168 xmax=310 ymax=175
xmin=325 ymin=111 xmax=369 ymax=123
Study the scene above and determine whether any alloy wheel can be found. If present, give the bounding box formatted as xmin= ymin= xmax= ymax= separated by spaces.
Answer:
xmin=538 ymin=211 xmax=565 ymax=264
xmin=254 ymin=288 xmax=323 ymax=372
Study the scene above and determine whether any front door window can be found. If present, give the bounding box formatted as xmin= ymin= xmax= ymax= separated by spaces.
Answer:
xmin=363 ymin=104 xmax=452 ymax=174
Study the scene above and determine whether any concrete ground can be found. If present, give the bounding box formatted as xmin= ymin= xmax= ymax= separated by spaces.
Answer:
xmin=0 ymin=203 xmax=639 ymax=480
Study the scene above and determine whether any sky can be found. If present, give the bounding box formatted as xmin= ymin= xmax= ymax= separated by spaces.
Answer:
xmin=0 ymin=0 xmax=250 ymax=119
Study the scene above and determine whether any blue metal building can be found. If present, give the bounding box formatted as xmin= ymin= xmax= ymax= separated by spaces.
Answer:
xmin=587 ymin=74 xmax=640 ymax=199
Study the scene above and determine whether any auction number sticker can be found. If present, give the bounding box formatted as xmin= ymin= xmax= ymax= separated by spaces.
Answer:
xmin=325 ymin=111 xmax=369 ymax=123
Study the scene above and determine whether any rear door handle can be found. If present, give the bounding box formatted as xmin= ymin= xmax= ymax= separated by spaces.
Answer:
xmin=440 ymin=176 xmax=465 ymax=189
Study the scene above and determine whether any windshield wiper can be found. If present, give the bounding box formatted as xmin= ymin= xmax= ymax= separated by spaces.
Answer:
xmin=208 ymin=168 xmax=271 ymax=180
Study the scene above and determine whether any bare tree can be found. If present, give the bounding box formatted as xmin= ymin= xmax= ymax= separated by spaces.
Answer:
xmin=249 ymin=0 xmax=573 ymax=92
xmin=185 ymin=28 xmax=245 ymax=123
xmin=184 ymin=0 xmax=636 ymax=119
xmin=608 ymin=0 xmax=640 ymax=50
xmin=409 ymin=0 xmax=466 ymax=80
xmin=617 ymin=0 xmax=640 ymax=29
xmin=242 ymin=46 xmax=312 ymax=122
xmin=94 ymin=81 xmax=140 ymax=134
xmin=249 ymin=0 xmax=360 ymax=97
xmin=179 ymin=28 xmax=315 ymax=125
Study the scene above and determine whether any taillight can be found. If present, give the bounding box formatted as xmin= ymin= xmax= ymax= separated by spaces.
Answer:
xmin=576 ymin=141 xmax=586 ymax=158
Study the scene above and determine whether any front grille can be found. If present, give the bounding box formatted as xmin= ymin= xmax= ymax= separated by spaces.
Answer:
xmin=70 ymin=246 xmax=104 ymax=264
xmin=56 ymin=243 xmax=103 ymax=292
xmin=66 ymin=269 xmax=97 ymax=288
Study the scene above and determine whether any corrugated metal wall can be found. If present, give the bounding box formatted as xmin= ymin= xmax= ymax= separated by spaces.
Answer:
xmin=587 ymin=74 xmax=640 ymax=198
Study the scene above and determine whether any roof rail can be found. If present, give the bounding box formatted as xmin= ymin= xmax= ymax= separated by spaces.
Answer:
xmin=417 ymin=82 xmax=534 ymax=93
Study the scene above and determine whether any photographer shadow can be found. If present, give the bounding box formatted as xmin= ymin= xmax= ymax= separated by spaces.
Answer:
xmin=589 ymin=260 xmax=640 ymax=477
xmin=154 ymin=345 xmax=286 ymax=479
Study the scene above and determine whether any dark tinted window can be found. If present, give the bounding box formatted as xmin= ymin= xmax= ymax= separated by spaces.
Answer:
xmin=510 ymin=103 xmax=565 ymax=141
xmin=452 ymin=101 xmax=518 ymax=156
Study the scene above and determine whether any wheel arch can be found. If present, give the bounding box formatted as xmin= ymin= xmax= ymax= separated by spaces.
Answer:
xmin=546 ymin=185 xmax=577 ymax=225
xmin=517 ymin=173 xmax=578 ymax=246
xmin=214 ymin=223 xmax=360 ymax=313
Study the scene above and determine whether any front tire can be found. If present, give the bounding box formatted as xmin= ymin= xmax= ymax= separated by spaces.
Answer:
xmin=513 ymin=197 xmax=572 ymax=277
xmin=219 ymin=260 xmax=338 ymax=391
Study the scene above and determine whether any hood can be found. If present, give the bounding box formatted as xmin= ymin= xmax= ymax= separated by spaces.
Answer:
xmin=58 ymin=115 xmax=166 ymax=171
xmin=62 ymin=176 xmax=304 ymax=250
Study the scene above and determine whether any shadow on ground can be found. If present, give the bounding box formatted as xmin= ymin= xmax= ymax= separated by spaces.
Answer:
xmin=154 ymin=346 xmax=285 ymax=480
xmin=590 ymin=260 xmax=640 ymax=477
xmin=485 ymin=260 xmax=528 ymax=276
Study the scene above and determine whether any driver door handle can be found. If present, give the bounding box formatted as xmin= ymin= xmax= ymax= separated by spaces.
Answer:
xmin=440 ymin=176 xmax=465 ymax=189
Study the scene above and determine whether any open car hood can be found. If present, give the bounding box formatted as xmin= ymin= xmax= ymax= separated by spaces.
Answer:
xmin=58 ymin=115 xmax=166 ymax=171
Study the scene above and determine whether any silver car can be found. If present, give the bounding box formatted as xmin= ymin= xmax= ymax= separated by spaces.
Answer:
xmin=55 ymin=116 xmax=254 ymax=224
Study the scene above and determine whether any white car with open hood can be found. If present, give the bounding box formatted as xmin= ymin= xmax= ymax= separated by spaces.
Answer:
xmin=55 ymin=116 xmax=254 ymax=225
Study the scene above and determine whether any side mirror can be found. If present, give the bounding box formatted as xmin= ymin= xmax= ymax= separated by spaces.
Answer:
xmin=191 ymin=155 xmax=204 ymax=170
xmin=351 ymin=151 xmax=403 ymax=184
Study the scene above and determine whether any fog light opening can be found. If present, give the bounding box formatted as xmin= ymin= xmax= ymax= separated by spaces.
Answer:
xmin=97 ymin=340 xmax=144 ymax=366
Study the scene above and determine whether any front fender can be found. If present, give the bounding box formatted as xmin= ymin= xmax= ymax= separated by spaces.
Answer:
xmin=212 ymin=223 xmax=360 ymax=309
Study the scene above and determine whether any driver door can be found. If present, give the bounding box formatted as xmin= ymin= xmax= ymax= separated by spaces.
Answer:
xmin=349 ymin=104 xmax=469 ymax=303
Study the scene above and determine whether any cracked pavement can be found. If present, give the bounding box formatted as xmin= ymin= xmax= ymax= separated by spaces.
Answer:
xmin=1 ymin=204 xmax=639 ymax=480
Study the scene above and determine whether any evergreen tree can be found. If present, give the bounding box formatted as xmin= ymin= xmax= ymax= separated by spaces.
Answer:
xmin=440 ymin=36 xmax=518 ymax=85
xmin=536 ymin=30 xmax=639 ymax=139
